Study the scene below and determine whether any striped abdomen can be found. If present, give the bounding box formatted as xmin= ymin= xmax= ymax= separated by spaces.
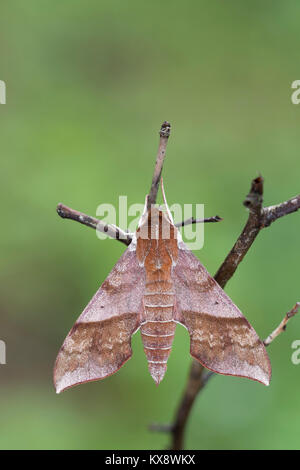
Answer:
xmin=140 ymin=279 xmax=177 ymax=384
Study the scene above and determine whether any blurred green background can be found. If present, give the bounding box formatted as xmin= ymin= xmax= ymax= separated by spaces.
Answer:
xmin=0 ymin=0 xmax=299 ymax=450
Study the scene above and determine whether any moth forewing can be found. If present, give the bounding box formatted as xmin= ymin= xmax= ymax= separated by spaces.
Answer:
xmin=54 ymin=248 xmax=144 ymax=393
xmin=173 ymin=243 xmax=271 ymax=386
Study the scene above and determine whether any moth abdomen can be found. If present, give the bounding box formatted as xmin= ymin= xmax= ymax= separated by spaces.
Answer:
xmin=141 ymin=319 xmax=176 ymax=384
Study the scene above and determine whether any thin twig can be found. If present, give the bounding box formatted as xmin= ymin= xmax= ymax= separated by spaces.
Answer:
xmin=56 ymin=203 xmax=132 ymax=246
xmin=175 ymin=215 xmax=222 ymax=228
xmin=262 ymin=196 xmax=300 ymax=227
xmin=147 ymin=121 xmax=171 ymax=210
xmin=263 ymin=302 xmax=300 ymax=346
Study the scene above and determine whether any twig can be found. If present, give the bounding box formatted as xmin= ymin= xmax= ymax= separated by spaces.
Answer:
xmin=262 ymin=196 xmax=300 ymax=227
xmin=263 ymin=303 xmax=300 ymax=346
xmin=214 ymin=176 xmax=264 ymax=288
xmin=157 ymin=176 xmax=299 ymax=450
xmin=214 ymin=180 xmax=300 ymax=287
xmin=175 ymin=215 xmax=222 ymax=228
xmin=56 ymin=203 xmax=132 ymax=246
xmin=56 ymin=122 xmax=171 ymax=241
xmin=149 ymin=364 xmax=216 ymax=446
xmin=147 ymin=121 xmax=171 ymax=210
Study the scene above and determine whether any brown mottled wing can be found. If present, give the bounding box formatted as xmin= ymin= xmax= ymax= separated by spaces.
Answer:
xmin=173 ymin=244 xmax=271 ymax=385
xmin=54 ymin=247 xmax=144 ymax=393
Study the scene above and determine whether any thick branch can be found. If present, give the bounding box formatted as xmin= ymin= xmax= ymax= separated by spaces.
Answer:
xmin=56 ymin=203 xmax=132 ymax=246
xmin=214 ymin=176 xmax=263 ymax=288
xmin=215 ymin=184 xmax=300 ymax=288
xmin=159 ymin=175 xmax=299 ymax=450
xmin=147 ymin=121 xmax=171 ymax=210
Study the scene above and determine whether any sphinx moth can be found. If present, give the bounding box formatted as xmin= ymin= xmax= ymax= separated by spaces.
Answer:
xmin=54 ymin=191 xmax=271 ymax=393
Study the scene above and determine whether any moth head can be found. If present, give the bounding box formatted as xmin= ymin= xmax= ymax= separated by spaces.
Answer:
xmin=137 ymin=205 xmax=160 ymax=234
xmin=137 ymin=195 xmax=170 ymax=228
xmin=137 ymin=181 xmax=180 ymax=244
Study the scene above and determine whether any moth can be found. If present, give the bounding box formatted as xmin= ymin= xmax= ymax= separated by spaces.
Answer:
xmin=54 ymin=189 xmax=271 ymax=393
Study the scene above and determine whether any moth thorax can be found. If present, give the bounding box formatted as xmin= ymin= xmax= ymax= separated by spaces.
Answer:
xmin=137 ymin=209 xmax=176 ymax=241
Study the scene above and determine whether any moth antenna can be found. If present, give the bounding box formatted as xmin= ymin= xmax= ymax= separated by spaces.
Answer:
xmin=143 ymin=194 xmax=148 ymax=215
xmin=138 ymin=195 xmax=149 ymax=228
xmin=161 ymin=177 xmax=174 ymax=224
